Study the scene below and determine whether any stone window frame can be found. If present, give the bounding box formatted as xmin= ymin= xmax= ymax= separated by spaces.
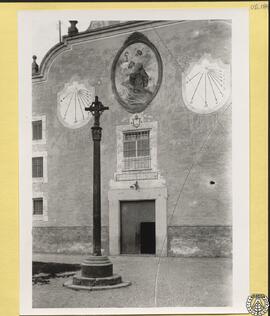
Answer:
xmin=32 ymin=115 xmax=46 ymax=145
xmin=32 ymin=191 xmax=48 ymax=222
xmin=116 ymin=121 xmax=158 ymax=174
xmin=32 ymin=151 xmax=48 ymax=183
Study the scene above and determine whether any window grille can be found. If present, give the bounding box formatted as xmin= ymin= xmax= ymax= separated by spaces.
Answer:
xmin=32 ymin=157 xmax=43 ymax=178
xmin=32 ymin=120 xmax=42 ymax=140
xmin=33 ymin=198 xmax=43 ymax=215
xmin=123 ymin=130 xmax=151 ymax=171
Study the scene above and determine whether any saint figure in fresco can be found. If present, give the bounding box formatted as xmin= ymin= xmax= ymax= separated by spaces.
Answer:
xmin=129 ymin=62 xmax=149 ymax=92
xmin=120 ymin=54 xmax=153 ymax=106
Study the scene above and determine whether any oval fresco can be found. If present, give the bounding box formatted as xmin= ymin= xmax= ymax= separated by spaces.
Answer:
xmin=112 ymin=33 xmax=163 ymax=113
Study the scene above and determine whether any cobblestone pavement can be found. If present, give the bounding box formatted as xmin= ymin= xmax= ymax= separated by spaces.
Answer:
xmin=32 ymin=254 xmax=232 ymax=308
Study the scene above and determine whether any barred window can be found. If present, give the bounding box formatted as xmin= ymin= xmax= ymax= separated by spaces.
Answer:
xmin=32 ymin=157 xmax=43 ymax=178
xmin=33 ymin=198 xmax=43 ymax=215
xmin=123 ymin=130 xmax=150 ymax=170
xmin=32 ymin=120 xmax=42 ymax=140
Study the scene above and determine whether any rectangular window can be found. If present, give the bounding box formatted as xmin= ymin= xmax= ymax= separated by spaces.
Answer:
xmin=32 ymin=120 xmax=42 ymax=140
xmin=33 ymin=198 xmax=43 ymax=215
xmin=32 ymin=157 xmax=43 ymax=178
xmin=123 ymin=130 xmax=150 ymax=170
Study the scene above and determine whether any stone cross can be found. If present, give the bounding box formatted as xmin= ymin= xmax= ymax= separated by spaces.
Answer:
xmin=85 ymin=96 xmax=109 ymax=256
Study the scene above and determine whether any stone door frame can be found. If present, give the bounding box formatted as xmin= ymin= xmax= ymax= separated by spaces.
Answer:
xmin=108 ymin=184 xmax=167 ymax=256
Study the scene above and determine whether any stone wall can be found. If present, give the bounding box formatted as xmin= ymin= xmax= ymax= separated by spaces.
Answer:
xmin=168 ymin=226 xmax=232 ymax=257
xmin=33 ymin=226 xmax=109 ymax=255
xmin=32 ymin=225 xmax=232 ymax=257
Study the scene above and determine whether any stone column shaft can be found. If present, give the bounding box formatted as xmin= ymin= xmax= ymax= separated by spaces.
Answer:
xmin=92 ymin=126 xmax=102 ymax=256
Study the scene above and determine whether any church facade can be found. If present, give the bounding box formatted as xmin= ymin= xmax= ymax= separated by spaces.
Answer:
xmin=32 ymin=20 xmax=232 ymax=257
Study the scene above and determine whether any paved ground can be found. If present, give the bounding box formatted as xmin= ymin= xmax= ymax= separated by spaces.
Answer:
xmin=33 ymin=254 xmax=232 ymax=308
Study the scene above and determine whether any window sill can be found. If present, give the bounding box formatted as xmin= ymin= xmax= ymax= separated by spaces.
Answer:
xmin=122 ymin=168 xmax=152 ymax=172
xmin=33 ymin=215 xmax=48 ymax=222
xmin=32 ymin=139 xmax=46 ymax=145
xmin=115 ymin=170 xmax=159 ymax=181
xmin=32 ymin=177 xmax=47 ymax=183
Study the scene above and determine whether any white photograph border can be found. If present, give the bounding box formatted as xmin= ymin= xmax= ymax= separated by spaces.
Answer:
xmin=19 ymin=8 xmax=249 ymax=315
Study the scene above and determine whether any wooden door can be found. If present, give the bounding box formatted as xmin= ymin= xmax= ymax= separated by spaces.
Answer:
xmin=120 ymin=200 xmax=155 ymax=254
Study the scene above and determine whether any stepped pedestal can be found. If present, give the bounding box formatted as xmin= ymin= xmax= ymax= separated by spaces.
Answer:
xmin=64 ymin=256 xmax=131 ymax=291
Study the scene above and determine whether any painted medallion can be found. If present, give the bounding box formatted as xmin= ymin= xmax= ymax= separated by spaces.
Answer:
xmin=112 ymin=32 xmax=163 ymax=113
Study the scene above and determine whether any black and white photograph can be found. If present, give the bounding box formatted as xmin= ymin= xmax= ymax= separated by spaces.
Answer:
xmin=19 ymin=8 xmax=249 ymax=315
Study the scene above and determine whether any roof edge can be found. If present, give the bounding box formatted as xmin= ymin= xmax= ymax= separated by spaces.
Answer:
xmin=32 ymin=20 xmax=173 ymax=82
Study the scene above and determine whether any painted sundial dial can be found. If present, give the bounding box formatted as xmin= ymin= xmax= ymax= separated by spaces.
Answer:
xmin=57 ymin=81 xmax=95 ymax=128
xmin=182 ymin=56 xmax=231 ymax=114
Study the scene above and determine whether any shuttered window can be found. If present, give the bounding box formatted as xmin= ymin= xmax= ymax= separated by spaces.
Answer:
xmin=32 ymin=157 xmax=43 ymax=178
xmin=32 ymin=120 xmax=42 ymax=140
xmin=33 ymin=198 xmax=43 ymax=215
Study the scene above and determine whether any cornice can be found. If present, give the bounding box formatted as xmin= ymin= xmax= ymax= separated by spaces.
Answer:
xmin=32 ymin=20 xmax=180 ymax=83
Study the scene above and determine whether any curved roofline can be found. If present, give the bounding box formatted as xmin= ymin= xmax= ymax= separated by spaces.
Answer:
xmin=32 ymin=19 xmax=230 ymax=83
xmin=32 ymin=41 xmax=68 ymax=81
xmin=32 ymin=21 xmax=159 ymax=82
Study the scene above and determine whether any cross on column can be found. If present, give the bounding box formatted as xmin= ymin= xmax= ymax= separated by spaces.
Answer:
xmin=64 ymin=95 xmax=130 ymax=290
xmin=85 ymin=96 xmax=109 ymax=256
xmin=86 ymin=96 xmax=109 ymax=128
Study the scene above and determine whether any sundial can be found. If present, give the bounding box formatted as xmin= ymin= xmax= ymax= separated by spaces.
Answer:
xmin=57 ymin=81 xmax=95 ymax=128
xmin=182 ymin=56 xmax=231 ymax=114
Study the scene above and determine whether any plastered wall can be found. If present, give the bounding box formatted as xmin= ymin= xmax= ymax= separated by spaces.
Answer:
xmin=32 ymin=20 xmax=232 ymax=256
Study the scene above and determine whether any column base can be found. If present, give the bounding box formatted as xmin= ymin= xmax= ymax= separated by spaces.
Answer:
xmin=64 ymin=273 xmax=131 ymax=291
xmin=63 ymin=256 xmax=131 ymax=291
xmin=81 ymin=256 xmax=113 ymax=278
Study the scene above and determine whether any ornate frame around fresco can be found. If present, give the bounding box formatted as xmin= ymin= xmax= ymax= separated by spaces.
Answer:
xmin=111 ymin=32 xmax=163 ymax=113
